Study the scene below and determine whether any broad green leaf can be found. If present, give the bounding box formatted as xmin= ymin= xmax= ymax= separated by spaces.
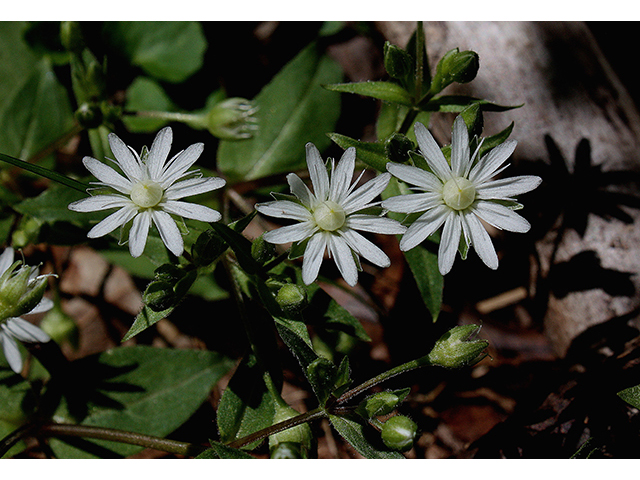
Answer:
xmin=618 ymin=384 xmax=640 ymax=409
xmin=102 ymin=22 xmax=206 ymax=83
xmin=123 ymin=76 xmax=178 ymax=132
xmin=327 ymin=133 xmax=388 ymax=172
xmin=325 ymin=81 xmax=413 ymax=106
xmin=0 ymin=360 xmax=36 ymax=458
xmin=217 ymin=43 xmax=342 ymax=182
xmin=329 ymin=414 xmax=404 ymax=459
xmin=49 ymin=346 xmax=233 ymax=459
xmin=196 ymin=441 xmax=255 ymax=459
xmin=13 ymin=183 xmax=97 ymax=226
xmin=0 ymin=22 xmax=39 ymax=117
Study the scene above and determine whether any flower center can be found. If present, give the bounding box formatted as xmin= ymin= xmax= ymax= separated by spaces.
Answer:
xmin=442 ymin=177 xmax=476 ymax=210
xmin=313 ymin=201 xmax=346 ymax=231
xmin=130 ymin=181 xmax=164 ymax=208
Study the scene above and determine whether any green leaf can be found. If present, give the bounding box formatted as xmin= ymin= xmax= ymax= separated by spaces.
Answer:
xmin=329 ymin=414 xmax=404 ymax=459
xmin=327 ymin=133 xmax=388 ymax=172
xmin=122 ymin=304 xmax=174 ymax=342
xmin=0 ymin=22 xmax=39 ymax=117
xmin=102 ymin=22 xmax=206 ymax=83
xmin=123 ymin=77 xmax=177 ymax=132
xmin=477 ymin=122 xmax=514 ymax=159
xmin=217 ymin=42 xmax=342 ymax=182
xmin=325 ymin=81 xmax=413 ymax=106
xmin=196 ymin=441 xmax=255 ymax=459
xmin=0 ymin=154 xmax=89 ymax=193
xmin=13 ymin=183 xmax=97 ymax=225
xmin=420 ymin=95 xmax=522 ymax=113
xmin=217 ymin=355 xmax=275 ymax=450
xmin=208 ymin=222 xmax=260 ymax=275
xmin=48 ymin=346 xmax=233 ymax=459
xmin=618 ymin=384 xmax=640 ymax=409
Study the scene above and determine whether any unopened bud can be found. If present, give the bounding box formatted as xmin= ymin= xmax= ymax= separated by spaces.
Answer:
xmin=357 ymin=391 xmax=401 ymax=419
xmin=427 ymin=324 xmax=488 ymax=369
xmin=251 ymin=234 xmax=276 ymax=265
xmin=385 ymin=133 xmax=414 ymax=164
xmin=143 ymin=280 xmax=177 ymax=312
xmin=205 ymin=98 xmax=258 ymax=140
xmin=383 ymin=41 xmax=413 ymax=80
xmin=75 ymin=103 xmax=103 ymax=129
xmin=60 ymin=21 xmax=85 ymax=54
xmin=269 ymin=404 xmax=313 ymax=458
xmin=431 ymin=48 xmax=480 ymax=93
xmin=381 ymin=415 xmax=417 ymax=452
xmin=276 ymin=283 xmax=308 ymax=316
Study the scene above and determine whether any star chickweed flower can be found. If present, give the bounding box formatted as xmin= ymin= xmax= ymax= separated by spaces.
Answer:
xmin=0 ymin=248 xmax=53 ymax=373
xmin=69 ymin=127 xmax=225 ymax=258
xmin=382 ymin=116 xmax=541 ymax=275
xmin=256 ymin=143 xmax=406 ymax=286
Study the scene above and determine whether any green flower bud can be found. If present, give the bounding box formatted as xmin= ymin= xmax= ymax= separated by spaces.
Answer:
xmin=431 ymin=48 xmax=480 ymax=93
xmin=385 ymin=133 xmax=415 ymax=164
xmin=275 ymin=284 xmax=308 ymax=316
xmin=357 ymin=391 xmax=401 ymax=419
xmin=191 ymin=229 xmax=227 ymax=267
xmin=75 ymin=103 xmax=103 ymax=129
xmin=143 ymin=280 xmax=177 ymax=312
xmin=383 ymin=41 xmax=413 ymax=80
xmin=0 ymin=262 xmax=49 ymax=320
xmin=381 ymin=415 xmax=418 ymax=452
xmin=427 ymin=324 xmax=489 ymax=369
xmin=205 ymin=98 xmax=258 ymax=140
xmin=60 ymin=21 xmax=85 ymax=54
xmin=251 ymin=234 xmax=276 ymax=265
xmin=268 ymin=404 xmax=313 ymax=458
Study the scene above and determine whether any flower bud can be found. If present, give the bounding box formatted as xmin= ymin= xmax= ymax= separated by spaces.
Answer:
xmin=251 ymin=234 xmax=276 ymax=265
xmin=75 ymin=103 xmax=103 ymax=129
xmin=381 ymin=415 xmax=417 ymax=452
xmin=385 ymin=133 xmax=415 ymax=164
xmin=357 ymin=391 xmax=401 ymax=419
xmin=0 ymin=262 xmax=49 ymax=320
xmin=427 ymin=324 xmax=488 ymax=369
xmin=191 ymin=229 xmax=227 ymax=267
xmin=203 ymin=98 xmax=258 ymax=140
xmin=275 ymin=284 xmax=308 ymax=316
xmin=60 ymin=21 xmax=85 ymax=54
xmin=268 ymin=404 xmax=313 ymax=459
xmin=143 ymin=280 xmax=177 ymax=312
xmin=431 ymin=48 xmax=480 ymax=93
xmin=383 ymin=41 xmax=413 ymax=80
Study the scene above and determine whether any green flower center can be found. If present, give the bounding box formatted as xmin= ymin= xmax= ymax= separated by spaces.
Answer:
xmin=442 ymin=177 xmax=476 ymax=210
xmin=313 ymin=201 xmax=346 ymax=231
xmin=130 ymin=181 xmax=164 ymax=208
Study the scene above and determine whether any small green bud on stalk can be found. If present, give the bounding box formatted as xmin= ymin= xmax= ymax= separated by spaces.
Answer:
xmin=383 ymin=41 xmax=413 ymax=80
xmin=187 ymin=98 xmax=258 ymax=140
xmin=75 ymin=103 xmax=104 ymax=129
xmin=385 ymin=133 xmax=415 ymax=164
xmin=268 ymin=404 xmax=313 ymax=459
xmin=251 ymin=234 xmax=276 ymax=265
xmin=430 ymin=48 xmax=480 ymax=94
xmin=357 ymin=392 xmax=401 ymax=419
xmin=275 ymin=284 xmax=308 ymax=316
xmin=0 ymin=263 xmax=48 ymax=320
xmin=143 ymin=280 xmax=177 ymax=312
xmin=381 ymin=415 xmax=418 ymax=452
xmin=427 ymin=324 xmax=488 ymax=369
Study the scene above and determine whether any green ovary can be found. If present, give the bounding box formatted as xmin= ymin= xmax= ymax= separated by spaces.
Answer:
xmin=442 ymin=177 xmax=476 ymax=210
xmin=313 ymin=201 xmax=346 ymax=231
xmin=130 ymin=181 xmax=164 ymax=208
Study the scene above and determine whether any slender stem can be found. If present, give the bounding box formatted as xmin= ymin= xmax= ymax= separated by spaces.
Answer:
xmin=0 ymin=423 xmax=38 ymax=458
xmin=133 ymin=110 xmax=203 ymax=125
xmin=414 ymin=21 xmax=424 ymax=102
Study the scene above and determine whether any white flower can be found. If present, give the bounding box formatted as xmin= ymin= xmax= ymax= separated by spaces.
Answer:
xmin=382 ymin=116 xmax=541 ymax=275
xmin=69 ymin=127 xmax=225 ymax=258
xmin=0 ymin=248 xmax=53 ymax=374
xmin=256 ymin=143 xmax=406 ymax=286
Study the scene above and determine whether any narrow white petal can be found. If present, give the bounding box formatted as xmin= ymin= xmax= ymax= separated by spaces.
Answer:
xmin=340 ymin=229 xmax=391 ymax=268
xmin=306 ymin=143 xmax=329 ymax=201
xmin=5 ymin=317 xmax=50 ymax=343
xmin=346 ymin=215 xmax=406 ymax=234
xmin=414 ymin=122 xmax=452 ymax=181
xmin=0 ymin=329 xmax=23 ymax=373
xmin=329 ymin=148 xmax=355 ymax=204
xmin=468 ymin=140 xmax=517 ymax=184
xmin=162 ymin=200 xmax=222 ymax=223
xmin=83 ymin=157 xmax=132 ymax=194
xmin=68 ymin=194 xmax=130 ymax=212
xmin=302 ymin=232 xmax=327 ymax=285
xmin=450 ymin=116 xmax=470 ymax=177
xmin=28 ymin=297 xmax=54 ymax=315
xmin=107 ymin=133 xmax=142 ymax=182
xmin=382 ymin=192 xmax=442 ymax=214
xmin=128 ymin=210 xmax=151 ymax=258
xmin=256 ymin=200 xmax=312 ymax=222
xmin=263 ymin=222 xmax=317 ymax=244
xmin=87 ymin=206 xmax=138 ymax=238
xmin=328 ymin=234 xmax=358 ymax=287
xmin=473 ymin=201 xmax=531 ymax=233
xmin=147 ymin=127 xmax=173 ymax=181
xmin=465 ymin=211 xmax=499 ymax=270
xmin=0 ymin=248 xmax=14 ymax=276
xmin=476 ymin=175 xmax=542 ymax=200
xmin=399 ymin=205 xmax=449 ymax=251
xmin=342 ymin=173 xmax=391 ymax=214
xmin=160 ymin=143 xmax=205 ymax=187
xmin=287 ymin=173 xmax=315 ymax=208
xmin=151 ymin=210 xmax=184 ymax=257
xmin=438 ymin=213 xmax=461 ymax=275
xmin=386 ymin=162 xmax=442 ymax=191
xmin=164 ymin=176 xmax=226 ymax=200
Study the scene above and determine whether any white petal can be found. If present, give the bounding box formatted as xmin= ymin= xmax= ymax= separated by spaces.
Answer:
xmin=164 ymin=176 xmax=226 ymax=200
xmin=469 ymin=140 xmax=517 ymax=184
xmin=147 ymin=127 xmax=173 ymax=181
xmin=306 ymin=143 xmax=329 ymax=202
xmin=414 ymin=122 xmax=452 ymax=181
xmin=329 ymin=147 xmax=355 ymax=204
xmin=327 ymin=234 xmax=358 ymax=287
xmin=399 ymin=204 xmax=449 ymax=251
xmin=128 ymin=210 xmax=151 ymax=258
xmin=256 ymin=200 xmax=312 ymax=222
xmin=5 ymin=317 xmax=50 ymax=343
xmin=302 ymin=232 xmax=327 ymax=285
xmin=0 ymin=329 xmax=23 ymax=373
xmin=0 ymin=248 xmax=14 ymax=276
xmin=450 ymin=116 xmax=470 ymax=177
xmin=151 ymin=210 xmax=184 ymax=257
xmin=263 ymin=222 xmax=317 ymax=244
xmin=287 ymin=173 xmax=315 ymax=208
xmin=464 ymin=211 xmax=499 ymax=270
xmin=342 ymin=173 xmax=391 ymax=214
xmin=438 ymin=213 xmax=461 ymax=275
xmin=87 ymin=206 xmax=138 ymax=239
xmin=161 ymin=143 xmax=205 ymax=187
xmin=107 ymin=133 xmax=142 ymax=182
xmin=386 ymin=162 xmax=442 ymax=191
xmin=476 ymin=175 xmax=542 ymax=200
xmin=473 ymin=201 xmax=531 ymax=233
xmin=162 ymin=200 xmax=222 ymax=223
xmin=68 ymin=194 xmax=130 ymax=212
xmin=28 ymin=297 xmax=54 ymax=315
xmin=83 ymin=157 xmax=132 ymax=194
xmin=346 ymin=214 xmax=406 ymax=234
xmin=382 ymin=192 xmax=442 ymax=214
xmin=340 ymin=229 xmax=391 ymax=268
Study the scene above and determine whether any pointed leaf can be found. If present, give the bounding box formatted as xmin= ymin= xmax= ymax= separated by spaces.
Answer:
xmin=329 ymin=414 xmax=404 ymax=459
xmin=325 ymin=81 xmax=413 ymax=106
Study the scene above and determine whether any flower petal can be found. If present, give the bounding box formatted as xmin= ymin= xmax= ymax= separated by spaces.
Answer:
xmin=476 ymin=175 xmax=542 ymax=200
xmin=161 ymin=200 xmax=222 ymax=223
xmin=306 ymin=143 xmax=330 ymax=202
xmin=386 ymin=162 xmax=442 ymax=191
xmin=28 ymin=297 xmax=54 ymax=315
xmin=68 ymin=194 xmax=131 ymax=212
xmin=414 ymin=122 xmax=452 ymax=181
xmin=473 ymin=201 xmax=531 ymax=233
xmin=160 ymin=142 xmax=205 ymax=187
xmin=382 ymin=191 xmax=442 ymax=214
xmin=83 ymin=157 xmax=132 ymax=194
xmin=346 ymin=214 xmax=406 ymax=234
xmin=164 ymin=176 xmax=226 ymax=200
xmin=263 ymin=222 xmax=317 ymax=244
xmin=0 ymin=248 xmax=14 ymax=276
xmin=147 ymin=126 xmax=173 ymax=181
xmin=87 ymin=206 xmax=138 ymax=239
xmin=438 ymin=212 xmax=461 ymax=275
xmin=340 ymin=229 xmax=390 ymax=268
xmin=4 ymin=317 xmax=50 ymax=343
xmin=108 ymin=133 xmax=142 ymax=182
xmin=468 ymin=140 xmax=517 ymax=184
xmin=128 ymin=210 xmax=151 ymax=258
xmin=329 ymin=147 xmax=355 ymax=204
xmin=302 ymin=232 xmax=327 ymax=285
xmin=450 ymin=116 xmax=470 ymax=177
xmin=256 ymin=200 xmax=312 ymax=222
xmin=327 ymin=234 xmax=358 ymax=287
xmin=0 ymin=329 xmax=23 ymax=373
xmin=342 ymin=173 xmax=391 ymax=214
xmin=399 ymin=204 xmax=449 ymax=251
xmin=464 ymin=211 xmax=498 ymax=270
xmin=287 ymin=173 xmax=315 ymax=208
xmin=151 ymin=210 xmax=184 ymax=257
